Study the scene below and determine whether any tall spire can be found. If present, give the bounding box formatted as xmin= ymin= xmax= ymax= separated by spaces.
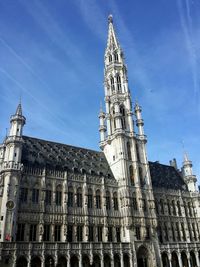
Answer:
xmin=106 ymin=14 xmax=121 ymax=53
xmin=15 ymin=103 xmax=22 ymax=116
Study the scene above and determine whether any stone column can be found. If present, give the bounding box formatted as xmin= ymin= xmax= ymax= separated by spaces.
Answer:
xmin=129 ymin=253 xmax=133 ymax=267
xmin=168 ymin=254 xmax=172 ymax=267
xmin=195 ymin=251 xmax=200 ymax=267
xmin=41 ymin=257 xmax=45 ymax=267
xmin=178 ymin=254 xmax=183 ymax=267
xmin=100 ymin=255 xmax=104 ymax=267
xmin=120 ymin=253 xmax=124 ymax=267
xmin=79 ymin=254 xmax=82 ymax=267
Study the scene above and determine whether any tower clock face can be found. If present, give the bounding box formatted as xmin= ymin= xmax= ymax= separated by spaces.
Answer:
xmin=6 ymin=200 xmax=15 ymax=210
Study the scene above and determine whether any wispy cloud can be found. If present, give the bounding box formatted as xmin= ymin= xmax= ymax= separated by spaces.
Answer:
xmin=176 ymin=0 xmax=199 ymax=103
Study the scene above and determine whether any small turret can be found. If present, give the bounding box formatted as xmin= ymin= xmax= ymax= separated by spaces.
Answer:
xmin=134 ymin=102 xmax=147 ymax=143
xmin=99 ymin=104 xmax=106 ymax=144
xmin=181 ymin=153 xmax=197 ymax=192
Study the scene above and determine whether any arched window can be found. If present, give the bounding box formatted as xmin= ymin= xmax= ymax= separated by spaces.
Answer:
xmin=114 ymin=52 xmax=118 ymax=62
xmin=96 ymin=190 xmax=101 ymax=209
xmin=181 ymin=223 xmax=186 ymax=241
xmin=56 ymin=185 xmax=62 ymax=206
xmin=109 ymin=54 xmax=112 ymax=63
xmin=127 ymin=142 xmax=132 ymax=160
xmin=113 ymin=192 xmax=118 ymax=210
xmin=129 ymin=165 xmax=134 ymax=185
xmin=172 ymin=200 xmax=176 ymax=215
xmin=77 ymin=188 xmax=82 ymax=208
xmin=120 ymin=105 xmax=126 ymax=129
xmin=106 ymin=191 xmax=111 ymax=210
xmin=116 ymin=74 xmax=121 ymax=92
xmin=68 ymin=187 xmax=74 ymax=207
xmin=136 ymin=143 xmax=140 ymax=162
xmin=139 ymin=167 xmax=143 ymax=187
xmin=110 ymin=77 xmax=115 ymax=93
xmin=177 ymin=201 xmax=182 ymax=216
xmin=88 ymin=188 xmax=93 ymax=209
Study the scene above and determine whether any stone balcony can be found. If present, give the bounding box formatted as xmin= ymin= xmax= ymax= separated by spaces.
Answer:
xmin=0 ymin=242 xmax=131 ymax=256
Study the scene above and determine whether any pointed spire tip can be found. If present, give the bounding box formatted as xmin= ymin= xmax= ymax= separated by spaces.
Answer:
xmin=108 ymin=14 xmax=113 ymax=24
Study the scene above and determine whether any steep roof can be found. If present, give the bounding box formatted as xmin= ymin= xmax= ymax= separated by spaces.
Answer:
xmin=21 ymin=136 xmax=187 ymax=191
xmin=149 ymin=161 xmax=187 ymax=191
xmin=22 ymin=136 xmax=114 ymax=179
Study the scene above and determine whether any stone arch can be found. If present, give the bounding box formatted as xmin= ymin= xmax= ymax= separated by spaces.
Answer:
xmin=92 ymin=254 xmax=101 ymax=267
xmin=57 ymin=256 xmax=67 ymax=267
xmin=31 ymin=256 xmax=41 ymax=267
xmin=45 ymin=255 xmax=54 ymax=267
xmin=16 ymin=256 xmax=28 ymax=267
xmin=123 ymin=254 xmax=130 ymax=267
xmin=137 ymin=246 xmax=149 ymax=267
xmin=104 ymin=254 xmax=111 ymax=267
xmin=162 ymin=252 xmax=170 ymax=267
xmin=171 ymin=251 xmax=179 ymax=267
xmin=70 ymin=255 xmax=79 ymax=267
xmin=82 ymin=255 xmax=90 ymax=267
xmin=190 ymin=251 xmax=197 ymax=267
xmin=181 ymin=251 xmax=189 ymax=267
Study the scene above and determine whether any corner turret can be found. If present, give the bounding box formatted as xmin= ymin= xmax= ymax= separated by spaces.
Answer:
xmin=181 ymin=153 xmax=197 ymax=192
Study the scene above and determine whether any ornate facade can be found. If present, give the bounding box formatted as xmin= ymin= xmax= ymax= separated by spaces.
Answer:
xmin=0 ymin=15 xmax=200 ymax=267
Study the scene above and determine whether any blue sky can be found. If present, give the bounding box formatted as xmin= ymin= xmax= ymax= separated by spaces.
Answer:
xmin=0 ymin=0 xmax=200 ymax=182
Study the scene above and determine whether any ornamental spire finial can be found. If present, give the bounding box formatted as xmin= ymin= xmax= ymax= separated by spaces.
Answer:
xmin=108 ymin=14 xmax=113 ymax=24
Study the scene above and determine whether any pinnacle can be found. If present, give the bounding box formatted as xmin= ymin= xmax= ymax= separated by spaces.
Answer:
xmin=15 ymin=103 xmax=22 ymax=116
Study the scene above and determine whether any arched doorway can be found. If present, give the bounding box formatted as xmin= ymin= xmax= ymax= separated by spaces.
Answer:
xmin=57 ymin=256 xmax=67 ymax=267
xmin=162 ymin=252 xmax=170 ymax=267
xmin=31 ymin=256 xmax=41 ymax=267
xmin=137 ymin=246 xmax=149 ymax=267
xmin=45 ymin=256 xmax=54 ymax=267
xmin=92 ymin=254 xmax=101 ymax=267
xmin=104 ymin=254 xmax=111 ymax=267
xmin=171 ymin=252 xmax=179 ymax=267
xmin=83 ymin=255 xmax=90 ymax=267
xmin=70 ymin=255 xmax=79 ymax=267
xmin=16 ymin=256 xmax=28 ymax=267
xmin=190 ymin=251 xmax=197 ymax=267
xmin=123 ymin=254 xmax=130 ymax=267
xmin=114 ymin=254 xmax=121 ymax=267
xmin=181 ymin=251 xmax=189 ymax=267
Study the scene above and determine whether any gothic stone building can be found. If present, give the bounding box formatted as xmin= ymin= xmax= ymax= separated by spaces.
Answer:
xmin=0 ymin=15 xmax=200 ymax=267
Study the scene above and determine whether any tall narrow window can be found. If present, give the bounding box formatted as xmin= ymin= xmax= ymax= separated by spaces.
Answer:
xmin=188 ymin=202 xmax=192 ymax=217
xmin=32 ymin=189 xmax=39 ymax=203
xmin=139 ymin=167 xmax=144 ymax=187
xmin=135 ymin=226 xmax=141 ymax=240
xmin=136 ymin=143 xmax=140 ymax=162
xmin=20 ymin=188 xmax=28 ymax=203
xmin=68 ymin=188 xmax=73 ymax=207
xmin=110 ymin=77 xmax=115 ymax=93
xmin=181 ymin=223 xmax=186 ymax=241
xmin=116 ymin=227 xmax=121 ymax=242
xmin=142 ymin=199 xmax=147 ymax=212
xmin=106 ymin=191 xmax=111 ymax=210
xmin=167 ymin=199 xmax=171 ymax=215
xmin=172 ymin=200 xmax=176 ymax=216
xmin=129 ymin=165 xmax=134 ymax=186
xmin=54 ymin=225 xmax=61 ymax=241
xmin=88 ymin=226 xmax=94 ymax=242
xmin=113 ymin=192 xmax=118 ymax=211
xmin=108 ymin=226 xmax=112 ymax=242
xmin=176 ymin=222 xmax=181 ymax=241
xmin=120 ymin=106 xmax=126 ymax=129
xmin=160 ymin=199 xmax=164 ymax=214
xmin=16 ymin=223 xmax=25 ymax=241
xmin=29 ymin=224 xmax=37 ymax=241
xmin=127 ymin=142 xmax=132 ymax=160
xmin=97 ymin=226 xmax=102 ymax=242
xmin=116 ymin=74 xmax=121 ymax=92
xmin=56 ymin=190 xmax=62 ymax=206
xmin=164 ymin=223 xmax=169 ymax=241
xmin=96 ymin=190 xmax=101 ymax=209
xmin=192 ymin=223 xmax=197 ymax=240
xmin=67 ymin=225 xmax=73 ymax=242
xmin=146 ymin=226 xmax=150 ymax=239
xmin=184 ymin=201 xmax=188 ymax=216
xmin=77 ymin=188 xmax=82 ymax=208
xmin=114 ymin=52 xmax=118 ymax=62
xmin=177 ymin=201 xmax=182 ymax=216
xmin=132 ymin=197 xmax=138 ymax=211
xmin=77 ymin=225 xmax=83 ymax=241
xmin=157 ymin=225 xmax=163 ymax=243
xmin=88 ymin=189 xmax=93 ymax=209
xmin=171 ymin=223 xmax=176 ymax=241
xmin=109 ymin=54 xmax=112 ymax=62
xmin=45 ymin=190 xmax=51 ymax=205
xmin=43 ymin=225 xmax=50 ymax=241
